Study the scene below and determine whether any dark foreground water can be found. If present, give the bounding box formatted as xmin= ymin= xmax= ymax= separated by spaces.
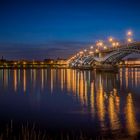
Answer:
xmin=0 ymin=68 xmax=140 ymax=139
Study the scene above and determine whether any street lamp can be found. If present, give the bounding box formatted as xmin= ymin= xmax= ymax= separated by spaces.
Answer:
xmin=112 ymin=42 xmax=116 ymax=48
xmin=116 ymin=42 xmax=119 ymax=46
xmin=95 ymin=49 xmax=99 ymax=53
xmin=111 ymin=41 xmax=120 ymax=48
xmin=126 ymin=30 xmax=133 ymax=44
xmin=127 ymin=38 xmax=132 ymax=43
xmin=127 ymin=30 xmax=132 ymax=36
xmin=98 ymin=42 xmax=103 ymax=47
xmin=104 ymin=46 xmax=107 ymax=50
xmin=108 ymin=37 xmax=113 ymax=42
xmin=96 ymin=40 xmax=103 ymax=51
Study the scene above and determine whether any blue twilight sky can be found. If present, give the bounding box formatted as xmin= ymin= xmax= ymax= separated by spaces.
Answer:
xmin=0 ymin=0 xmax=140 ymax=59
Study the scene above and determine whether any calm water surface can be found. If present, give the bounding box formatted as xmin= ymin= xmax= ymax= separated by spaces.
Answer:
xmin=0 ymin=68 xmax=140 ymax=138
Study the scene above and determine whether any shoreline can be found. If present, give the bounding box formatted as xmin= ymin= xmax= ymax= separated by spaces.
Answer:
xmin=0 ymin=65 xmax=139 ymax=72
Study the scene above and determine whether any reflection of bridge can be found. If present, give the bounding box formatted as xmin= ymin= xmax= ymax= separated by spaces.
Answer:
xmin=68 ymin=42 xmax=140 ymax=69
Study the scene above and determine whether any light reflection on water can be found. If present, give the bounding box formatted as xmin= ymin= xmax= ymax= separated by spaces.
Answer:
xmin=0 ymin=68 xmax=140 ymax=137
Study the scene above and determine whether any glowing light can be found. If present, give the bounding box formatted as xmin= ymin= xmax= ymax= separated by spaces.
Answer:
xmin=80 ymin=51 xmax=83 ymax=54
xmin=84 ymin=49 xmax=87 ymax=52
xmin=104 ymin=46 xmax=107 ymax=49
xmin=112 ymin=42 xmax=116 ymax=47
xmin=99 ymin=42 xmax=103 ymax=46
xmin=90 ymin=46 xmax=93 ymax=49
xmin=127 ymin=38 xmax=132 ymax=43
xmin=23 ymin=69 xmax=26 ymax=92
xmin=23 ymin=61 xmax=26 ymax=65
xmin=127 ymin=30 xmax=132 ymax=36
xmin=112 ymin=42 xmax=119 ymax=47
xmin=41 ymin=69 xmax=44 ymax=90
xmin=96 ymin=42 xmax=99 ymax=46
xmin=125 ymin=93 xmax=138 ymax=136
xmin=109 ymin=37 xmax=113 ymax=42
xmin=96 ymin=41 xmax=104 ymax=49
xmin=95 ymin=49 xmax=99 ymax=53
xmin=89 ymin=51 xmax=94 ymax=54
xmin=109 ymin=94 xmax=120 ymax=130
xmin=96 ymin=76 xmax=105 ymax=127
xmin=116 ymin=42 xmax=119 ymax=46
xmin=14 ymin=69 xmax=17 ymax=91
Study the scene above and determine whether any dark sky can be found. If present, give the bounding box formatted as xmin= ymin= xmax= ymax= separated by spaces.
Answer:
xmin=0 ymin=0 xmax=140 ymax=59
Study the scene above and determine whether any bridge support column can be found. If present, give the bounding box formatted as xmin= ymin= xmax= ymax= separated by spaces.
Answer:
xmin=99 ymin=53 xmax=102 ymax=58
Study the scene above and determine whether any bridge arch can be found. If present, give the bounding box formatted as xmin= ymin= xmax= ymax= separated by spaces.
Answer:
xmin=68 ymin=42 xmax=140 ymax=67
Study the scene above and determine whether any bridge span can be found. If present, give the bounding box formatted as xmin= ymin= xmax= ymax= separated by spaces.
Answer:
xmin=67 ymin=42 xmax=140 ymax=70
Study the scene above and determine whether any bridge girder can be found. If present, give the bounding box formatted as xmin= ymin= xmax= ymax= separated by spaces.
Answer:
xmin=68 ymin=43 xmax=140 ymax=67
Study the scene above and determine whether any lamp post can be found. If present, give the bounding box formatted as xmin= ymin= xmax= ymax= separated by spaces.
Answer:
xmin=108 ymin=37 xmax=113 ymax=42
xmin=96 ymin=40 xmax=103 ymax=51
xmin=126 ymin=30 xmax=133 ymax=46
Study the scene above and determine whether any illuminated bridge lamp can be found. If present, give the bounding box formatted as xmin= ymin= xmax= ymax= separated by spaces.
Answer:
xmin=126 ymin=30 xmax=133 ymax=43
xmin=104 ymin=46 xmax=107 ymax=50
xmin=109 ymin=37 xmax=113 ymax=42
xmin=90 ymin=46 xmax=93 ymax=49
xmin=96 ymin=41 xmax=103 ymax=51
xmin=96 ymin=42 xmax=99 ymax=47
xmin=98 ymin=42 xmax=103 ymax=47
xmin=127 ymin=31 xmax=132 ymax=36
xmin=112 ymin=42 xmax=116 ymax=47
xmin=116 ymin=42 xmax=119 ymax=46
xmin=127 ymin=38 xmax=132 ymax=43
xmin=95 ymin=49 xmax=99 ymax=53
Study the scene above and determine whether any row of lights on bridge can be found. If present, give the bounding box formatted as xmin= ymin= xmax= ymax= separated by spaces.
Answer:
xmin=68 ymin=30 xmax=133 ymax=61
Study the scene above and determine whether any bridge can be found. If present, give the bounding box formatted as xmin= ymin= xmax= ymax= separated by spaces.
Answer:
xmin=67 ymin=41 xmax=140 ymax=70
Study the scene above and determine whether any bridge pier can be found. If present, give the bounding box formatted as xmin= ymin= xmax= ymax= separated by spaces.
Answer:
xmin=70 ymin=63 xmax=118 ymax=72
xmin=68 ymin=42 xmax=140 ymax=71
xmin=94 ymin=64 xmax=118 ymax=72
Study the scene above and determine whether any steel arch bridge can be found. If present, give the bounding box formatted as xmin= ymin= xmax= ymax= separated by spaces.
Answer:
xmin=68 ymin=42 xmax=140 ymax=67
